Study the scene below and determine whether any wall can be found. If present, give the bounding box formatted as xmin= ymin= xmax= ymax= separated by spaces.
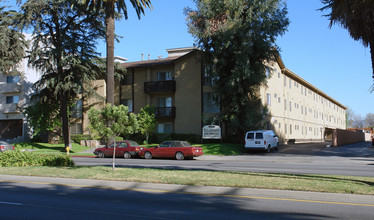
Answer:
xmin=174 ymin=52 xmax=202 ymax=135
xmin=332 ymin=129 xmax=365 ymax=146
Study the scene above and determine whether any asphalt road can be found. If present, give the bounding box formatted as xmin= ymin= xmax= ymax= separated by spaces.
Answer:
xmin=73 ymin=142 xmax=374 ymax=177
xmin=1 ymin=175 xmax=373 ymax=220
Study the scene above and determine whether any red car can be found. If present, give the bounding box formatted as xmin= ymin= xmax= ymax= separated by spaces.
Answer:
xmin=138 ymin=140 xmax=203 ymax=160
xmin=94 ymin=140 xmax=141 ymax=159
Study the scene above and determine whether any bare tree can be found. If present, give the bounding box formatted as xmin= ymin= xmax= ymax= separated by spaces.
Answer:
xmin=365 ymin=113 xmax=374 ymax=128
xmin=351 ymin=114 xmax=364 ymax=128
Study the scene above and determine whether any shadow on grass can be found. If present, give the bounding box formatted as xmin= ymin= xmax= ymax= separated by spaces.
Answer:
xmin=197 ymin=143 xmax=245 ymax=155
xmin=15 ymin=142 xmax=66 ymax=152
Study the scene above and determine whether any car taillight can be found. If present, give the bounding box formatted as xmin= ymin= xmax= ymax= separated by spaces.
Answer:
xmin=0 ymin=146 xmax=4 ymax=149
xmin=264 ymin=141 xmax=266 ymax=146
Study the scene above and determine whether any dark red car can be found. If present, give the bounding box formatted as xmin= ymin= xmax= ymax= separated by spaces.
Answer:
xmin=138 ymin=140 xmax=203 ymax=160
xmin=94 ymin=140 xmax=141 ymax=159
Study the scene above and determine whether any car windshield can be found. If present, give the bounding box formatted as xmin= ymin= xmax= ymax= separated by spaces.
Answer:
xmin=128 ymin=141 xmax=140 ymax=147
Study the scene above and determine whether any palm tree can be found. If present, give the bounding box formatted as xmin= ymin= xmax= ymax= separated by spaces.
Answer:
xmin=78 ymin=0 xmax=152 ymax=105
xmin=321 ymin=0 xmax=374 ymax=84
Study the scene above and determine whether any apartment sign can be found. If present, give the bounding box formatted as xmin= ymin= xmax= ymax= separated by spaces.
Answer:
xmin=202 ymin=125 xmax=221 ymax=139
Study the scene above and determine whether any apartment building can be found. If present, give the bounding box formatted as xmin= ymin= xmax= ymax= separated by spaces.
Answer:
xmin=82 ymin=47 xmax=346 ymax=142
xmin=0 ymin=61 xmax=37 ymax=141
xmin=261 ymin=58 xmax=347 ymax=142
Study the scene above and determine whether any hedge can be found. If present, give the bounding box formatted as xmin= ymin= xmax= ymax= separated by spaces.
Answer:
xmin=0 ymin=151 xmax=74 ymax=167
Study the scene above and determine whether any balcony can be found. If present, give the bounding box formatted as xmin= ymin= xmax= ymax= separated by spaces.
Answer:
xmin=155 ymin=107 xmax=176 ymax=119
xmin=144 ymin=80 xmax=176 ymax=94
xmin=0 ymin=83 xmax=21 ymax=94
xmin=0 ymin=103 xmax=20 ymax=114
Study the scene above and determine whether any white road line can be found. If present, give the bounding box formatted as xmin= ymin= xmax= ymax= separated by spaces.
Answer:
xmin=0 ymin=201 xmax=23 ymax=206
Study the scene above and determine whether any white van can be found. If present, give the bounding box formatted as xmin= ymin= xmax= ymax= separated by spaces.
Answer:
xmin=244 ymin=130 xmax=279 ymax=153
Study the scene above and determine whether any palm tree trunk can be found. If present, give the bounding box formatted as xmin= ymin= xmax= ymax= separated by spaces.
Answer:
xmin=105 ymin=2 xmax=115 ymax=105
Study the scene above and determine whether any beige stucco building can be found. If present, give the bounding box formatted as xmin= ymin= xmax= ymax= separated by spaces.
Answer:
xmin=261 ymin=58 xmax=346 ymax=143
xmin=81 ymin=47 xmax=346 ymax=143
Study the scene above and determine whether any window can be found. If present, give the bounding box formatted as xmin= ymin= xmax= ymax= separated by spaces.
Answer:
xmin=6 ymin=75 xmax=19 ymax=83
xmin=285 ymin=124 xmax=287 ymax=134
xmin=157 ymin=97 xmax=172 ymax=107
xmin=278 ymin=71 xmax=280 ymax=78
xmin=278 ymin=97 xmax=281 ymax=103
xmin=121 ymin=99 xmax=133 ymax=112
xmin=266 ymin=93 xmax=271 ymax=106
xmin=203 ymin=66 xmax=219 ymax=85
xmin=255 ymin=133 xmax=263 ymax=139
xmin=204 ymin=92 xmax=219 ymax=113
xmin=121 ymin=74 xmax=133 ymax=85
xmin=6 ymin=96 xmax=19 ymax=104
xmin=284 ymin=99 xmax=287 ymax=110
xmin=289 ymin=101 xmax=292 ymax=111
xmin=265 ymin=67 xmax=271 ymax=78
xmin=289 ymin=79 xmax=292 ymax=89
xmin=290 ymin=124 xmax=292 ymax=134
xmin=284 ymin=76 xmax=287 ymax=87
xmin=70 ymin=123 xmax=82 ymax=134
xmin=158 ymin=123 xmax=172 ymax=133
xmin=301 ymin=85 xmax=303 ymax=94
xmin=71 ymin=100 xmax=83 ymax=118
xmin=246 ymin=133 xmax=254 ymax=140
xmin=157 ymin=72 xmax=172 ymax=81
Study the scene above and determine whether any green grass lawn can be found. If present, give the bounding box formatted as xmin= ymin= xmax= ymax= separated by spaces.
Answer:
xmin=14 ymin=142 xmax=92 ymax=155
xmin=1 ymin=166 xmax=373 ymax=195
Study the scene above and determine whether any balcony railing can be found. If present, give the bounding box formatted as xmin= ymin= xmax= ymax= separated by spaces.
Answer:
xmin=0 ymin=83 xmax=21 ymax=94
xmin=0 ymin=103 xmax=20 ymax=114
xmin=144 ymin=80 xmax=176 ymax=94
xmin=155 ymin=107 xmax=176 ymax=119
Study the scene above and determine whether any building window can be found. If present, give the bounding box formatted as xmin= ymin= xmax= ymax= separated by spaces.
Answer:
xmin=6 ymin=96 xmax=19 ymax=104
xmin=290 ymin=124 xmax=292 ymax=134
xmin=121 ymin=74 xmax=133 ymax=85
xmin=284 ymin=76 xmax=287 ymax=87
xmin=6 ymin=75 xmax=20 ymax=83
xmin=265 ymin=67 xmax=271 ymax=78
xmin=289 ymin=79 xmax=292 ymax=89
xmin=157 ymin=72 xmax=172 ymax=81
xmin=284 ymin=99 xmax=287 ymax=110
xmin=158 ymin=123 xmax=172 ymax=134
xmin=266 ymin=93 xmax=271 ymax=106
xmin=301 ymin=85 xmax=303 ymax=95
xmin=71 ymin=100 xmax=83 ymax=118
xmin=70 ymin=123 xmax=82 ymax=134
xmin=289 ymin=101 xmax=292 ymax=111
xmin=157 ymin=97 xmax=172 ymax=108
xmin=121 ymin=99 xmax=133 ymax=112
xmin=203 ymin=92 xmax=219 ymax=113
xmin=278 ymin=97 xmax=281 ymax=103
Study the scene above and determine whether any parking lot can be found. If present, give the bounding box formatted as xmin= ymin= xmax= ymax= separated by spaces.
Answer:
xmin=276 ymin=141 xmax=374 ymax=157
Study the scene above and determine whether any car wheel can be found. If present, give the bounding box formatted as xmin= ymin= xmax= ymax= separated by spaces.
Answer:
xmin=144 ymin=151 xmax=152 ymax=159
xmin=266 ymin=145 xmax=271 ymax=153
xmin=98 ymin=151 xmax=105 ymax=158
xmin=124 ymin=151 xmax=131 ymax=159
xmin=175 ymin=151 xmax=184 ymax=160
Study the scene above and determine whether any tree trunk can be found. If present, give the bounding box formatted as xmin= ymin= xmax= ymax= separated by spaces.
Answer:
xmin=105 ymin=2 xmax=115 ymax=105
xmin=60 ymin=93 xmax=70 ymax=149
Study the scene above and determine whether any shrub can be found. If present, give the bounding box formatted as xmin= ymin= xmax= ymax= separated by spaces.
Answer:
xmin=0 ymin=151 xmax=74 ymax=167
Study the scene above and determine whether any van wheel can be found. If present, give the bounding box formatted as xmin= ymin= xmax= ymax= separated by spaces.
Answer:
xmin=266 ymin=145 xmax=271 ymax=153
